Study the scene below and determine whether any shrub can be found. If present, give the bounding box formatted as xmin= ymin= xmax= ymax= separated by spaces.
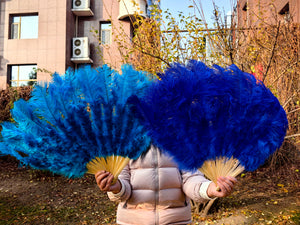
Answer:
xmin=0 ymin=86 xmax=32 ymax=123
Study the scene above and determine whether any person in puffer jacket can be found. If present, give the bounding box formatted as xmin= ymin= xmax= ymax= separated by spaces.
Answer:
xmin=95 ymin=145 xmax=237 ymax=225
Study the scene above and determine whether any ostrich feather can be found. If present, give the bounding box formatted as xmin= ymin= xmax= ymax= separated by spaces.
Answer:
xmin=129 ymin=61 xmax=288 ymax=179
xmin=0 ymin=65 xmax=152 ymax=178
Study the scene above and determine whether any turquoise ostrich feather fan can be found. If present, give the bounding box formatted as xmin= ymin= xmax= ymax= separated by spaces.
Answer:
xmin=0 ymin=65 xmax=152 ymax=179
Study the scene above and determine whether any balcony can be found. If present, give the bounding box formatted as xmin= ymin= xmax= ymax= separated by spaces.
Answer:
xmin=118 ymin=0 xmax=147 ymax=20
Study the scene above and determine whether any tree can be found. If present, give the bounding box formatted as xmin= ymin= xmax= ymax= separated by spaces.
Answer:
xmin=110 ymin=2 xmax=207 ymax=76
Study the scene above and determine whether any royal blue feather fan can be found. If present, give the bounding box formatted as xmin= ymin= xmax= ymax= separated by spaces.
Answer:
xmin=129 ymin=60 xmax=288 ymax=185
xmin=0 ymin=65 xmax=152 ymax=180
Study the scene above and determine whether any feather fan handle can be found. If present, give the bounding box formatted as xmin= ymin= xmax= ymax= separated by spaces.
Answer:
xmin=199 ymin=157 xmax=245 ymax=190
xmin=86 ymin=155 xmax=130 ymax=184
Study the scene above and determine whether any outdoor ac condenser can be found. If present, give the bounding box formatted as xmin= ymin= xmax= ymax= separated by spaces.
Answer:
xmin=73 ymin=0 xmax=90 ymax=10
xmin=72 ymin=37 xmax=89 ymax=58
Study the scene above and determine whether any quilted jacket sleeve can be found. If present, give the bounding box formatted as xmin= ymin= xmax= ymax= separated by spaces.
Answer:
xmin=107 ymin=164 xmax=132 ymax=202
xmin=181 ymin=170 xmax=213 ymax=203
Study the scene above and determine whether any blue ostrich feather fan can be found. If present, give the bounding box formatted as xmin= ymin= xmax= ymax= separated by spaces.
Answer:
xmin=129 ymin=60 xmax=288 ymax=177
xmin=0 ymin=65 xmax=152 ymax=178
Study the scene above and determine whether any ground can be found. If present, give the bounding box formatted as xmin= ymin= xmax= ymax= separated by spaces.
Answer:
xmin=0 ymin=156 xmax=299 ymax=225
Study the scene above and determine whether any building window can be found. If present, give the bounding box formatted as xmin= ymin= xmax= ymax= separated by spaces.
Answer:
xmin=8 ymin=65 xmax=37 ymax=87
xmin=279 ymin=3 xmax=290 ymax=22
xmin=9 ymin=14 xmax=38 ymax=39
xmin=242 ymin=2 xmax=247 ymax=11
xmin=100 ymin=22 xmax=111 ymax=45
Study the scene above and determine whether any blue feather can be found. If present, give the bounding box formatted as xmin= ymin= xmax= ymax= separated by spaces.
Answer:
xmin=0 ymin=65 xmax=152 ymax=178
xmin=130 ymin=60 xmax=288 ymax=172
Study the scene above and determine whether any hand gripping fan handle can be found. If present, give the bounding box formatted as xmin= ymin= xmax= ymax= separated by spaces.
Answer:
xmin=86 ymin=155 xmax=130 ymax=184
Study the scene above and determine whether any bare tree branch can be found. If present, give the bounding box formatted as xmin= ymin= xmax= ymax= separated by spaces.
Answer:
xmin=262 ymin=21 xmax=281 ymax=82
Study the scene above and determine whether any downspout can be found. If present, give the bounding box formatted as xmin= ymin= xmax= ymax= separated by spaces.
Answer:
xmin=75 ymin=15 xmax=78 ymax=70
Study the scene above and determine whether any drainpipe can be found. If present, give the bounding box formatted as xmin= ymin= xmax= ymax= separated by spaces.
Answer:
xmin=75 ymin=15 xmax=78 ymax=37
xmin=75 ymin=15 xmax=78 ymax=70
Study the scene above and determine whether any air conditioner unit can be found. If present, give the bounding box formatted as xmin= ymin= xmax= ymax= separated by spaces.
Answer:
xmin=72 ymin=0 xmax=94 ymax=16
xmin=72 ymin=37 xmax=89 ymax=58
xmin=73 ymin=0 xmax=90 ymax=10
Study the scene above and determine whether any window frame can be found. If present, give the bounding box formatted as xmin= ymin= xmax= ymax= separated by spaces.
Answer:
xmin=242 ymin=2 xmax=248 ymax=11
xmin=99 ymin=21 xmax=112 ymax=45
xmin=7 ymin=64 xmax=38 ymax=87
xmin=9 ymin=13 xmax=39 ymax=40
xmin=279 ymin=3 xmax=290 ymax=22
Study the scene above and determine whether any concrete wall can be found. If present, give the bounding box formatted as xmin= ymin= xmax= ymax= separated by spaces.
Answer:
xmin=0 ymin=0 xmax=144 ymax=89
xmin=0 ymin=0 xmax=69 ymax=89
xmin=66 ymin=0 xmax=76 ymax=70
xmin=0 ymin=1 xmax=9 ymax=89
xmin=236 ymin=0 xmax=300 ymax=28
xmin=77 ymin=0 xmax=132 ymax=70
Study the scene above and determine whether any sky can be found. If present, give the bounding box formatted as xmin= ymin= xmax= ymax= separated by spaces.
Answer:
xmin=160 ymin=0 xmax=234 ymax=28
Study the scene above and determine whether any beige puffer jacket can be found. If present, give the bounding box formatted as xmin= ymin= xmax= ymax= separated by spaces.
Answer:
xmin=108 ymin=145 xmax=211 ymax=225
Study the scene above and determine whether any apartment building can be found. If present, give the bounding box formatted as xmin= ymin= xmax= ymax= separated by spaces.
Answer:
xmin=236 ymin=0 xmax=300 ymax=27
xmin=0 ymin=0 xmax=154 ymax=89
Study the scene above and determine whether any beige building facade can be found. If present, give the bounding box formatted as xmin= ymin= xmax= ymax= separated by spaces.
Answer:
xmin=0 ymin=0 xmax=149 ymax=89
xmin=236 ymin=0 xmax=300 ymax=27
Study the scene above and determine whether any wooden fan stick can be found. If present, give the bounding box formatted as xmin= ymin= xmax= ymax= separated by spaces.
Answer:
xmin=199 ymin=156 xmax=244 ymax=191
xmin=86 ymin=155 xmax=130 ymax=184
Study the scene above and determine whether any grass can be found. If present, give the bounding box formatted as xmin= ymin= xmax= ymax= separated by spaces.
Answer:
xmin=0 ymin=156 xmax=299 ymax=224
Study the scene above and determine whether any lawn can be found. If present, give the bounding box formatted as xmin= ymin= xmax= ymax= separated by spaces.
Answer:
xmin=0 ymin=156 xmax=299 ymax=225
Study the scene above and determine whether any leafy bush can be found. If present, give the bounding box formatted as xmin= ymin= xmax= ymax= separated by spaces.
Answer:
xmin=0 ymin=86 xmax=32 ymax=123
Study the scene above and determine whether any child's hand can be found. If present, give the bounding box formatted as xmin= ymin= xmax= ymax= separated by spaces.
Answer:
xmin=95 ymin=171 xmax=121 ymax=194
xmin=207 ymin=176 xmax=237 ymax=198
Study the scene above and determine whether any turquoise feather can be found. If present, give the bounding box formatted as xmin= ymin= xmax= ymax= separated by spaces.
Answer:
xmin=0 ymin=65 xmax=152 ymax=178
